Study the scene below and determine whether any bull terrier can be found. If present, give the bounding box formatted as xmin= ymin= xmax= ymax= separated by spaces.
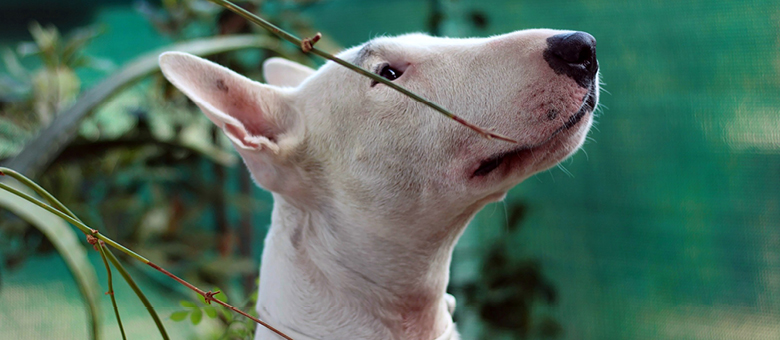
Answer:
xmin=159 ymin=29 xmax=599 ymax=340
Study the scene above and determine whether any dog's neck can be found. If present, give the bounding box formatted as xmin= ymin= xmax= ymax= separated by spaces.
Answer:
xmin=255 ymin=194 xmax=474 ymax=340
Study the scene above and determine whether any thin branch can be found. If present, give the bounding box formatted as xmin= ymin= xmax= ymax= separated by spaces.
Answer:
xmin=97 ymin=242 xmax=127 ymax=340
xmin=0 ymin=179 xmax=147 ymax=263
xmin=0 ymin=167 xmax=167 ymax=339
xmin=0 ymin=167 xmax=293 ymax=340
xmin=208 ymin=0 xmax=519 ymax=144
xmin=147 ymin=262 xmax=293 ymax=340
xmin=104 ymin=248 xmax=170 ymax=340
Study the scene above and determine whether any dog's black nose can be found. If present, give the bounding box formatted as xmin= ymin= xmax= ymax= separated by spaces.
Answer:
xmin=543 ymin=31 xmax=598 ymax=88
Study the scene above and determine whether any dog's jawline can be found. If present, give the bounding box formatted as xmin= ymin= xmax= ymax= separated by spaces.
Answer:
xmin=472 ymin=84 xmax=595 ymax=178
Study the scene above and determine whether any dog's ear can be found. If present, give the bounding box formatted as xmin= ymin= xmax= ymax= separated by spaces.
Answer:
xmin=159 ymin=52 xmax=301 ymax=155
xmin=263 ymin=57 xmax=315 ymax=88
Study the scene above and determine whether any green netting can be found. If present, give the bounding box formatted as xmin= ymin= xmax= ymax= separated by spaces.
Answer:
xmin=440 ymin=1 xmax=780 ymax=339
xmin=1 ymin=0 xmax=778 ymax=339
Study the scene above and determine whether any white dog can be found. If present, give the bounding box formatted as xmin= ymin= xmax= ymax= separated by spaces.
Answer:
xmin=159 ymin=29 xmax=598 ymax=340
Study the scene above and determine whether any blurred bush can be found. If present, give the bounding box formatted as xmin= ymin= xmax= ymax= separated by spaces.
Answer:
xmin=0 ymin=1 xmax=323 ymax=338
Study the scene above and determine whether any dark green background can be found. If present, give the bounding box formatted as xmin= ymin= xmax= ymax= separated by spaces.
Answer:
xmin=1 ymin=0 xmax=779 ymax=339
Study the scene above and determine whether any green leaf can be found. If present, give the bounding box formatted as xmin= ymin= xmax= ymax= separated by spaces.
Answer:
xmin=204 ymin=307 xmax=217 ymax=319
xmin=16 ymin=42 xmax=40 ymax=57
xmin=197 ymin=293 xmax=207 ymax=305
xmin=62 ymin=25 xmax=103 ymax=66
xmin=0 ymin=182 xmax=101 ymax=339
xmin=27 ymin=21 xmax=60 ymax=67
xmin=179 ymin=300 xmax=197 ymax=308
xmin=169 ymin=310 xmax=189 ymax=322
xmin=190 ymin=308 xmax=203 ymax=325
xmin=2 ymin=48 xmax=28 ymax=80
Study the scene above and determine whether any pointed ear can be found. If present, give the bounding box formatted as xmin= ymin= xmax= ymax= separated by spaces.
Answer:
xmin=263 ymin=57 xmax=316 ymax=88
xmin=159 ymin=52 xmax=301 ymax=155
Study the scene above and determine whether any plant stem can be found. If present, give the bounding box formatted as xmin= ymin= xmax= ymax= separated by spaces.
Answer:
xmin=0 ymin=167 xmax=165 ymax=339
xmin=0 ymin=167 xmax=77 ymax=218
xmin=145 ymin=262 xmax=293 ymax=340
xmin=0 ymin=167 xmax=293 ymax=340
xmin=0 ymin=180 xmax=149 ymax=262
xmin=98 ymin=244 xmax=127 ymax=340
xmin=105 ymin=248 xmax=170 ymax=340
xmin=208 ymin=0 xmax=518 ymax=144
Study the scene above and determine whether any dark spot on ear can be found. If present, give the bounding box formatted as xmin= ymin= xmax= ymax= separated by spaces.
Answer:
xmin=216 ymin=79 xmax=229 ymax=93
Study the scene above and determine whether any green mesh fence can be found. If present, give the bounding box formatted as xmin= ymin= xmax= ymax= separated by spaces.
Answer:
xmin=1 ymin=1 xmax=778 ymax=339
xmin=439 ymin=1 xmax=780 ymax=339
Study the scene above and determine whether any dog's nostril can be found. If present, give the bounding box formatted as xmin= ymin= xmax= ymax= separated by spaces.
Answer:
xmin=543 ymin=31 xmax=598 ymax=88
xmin=551 ymin=32 xmax=595 ymax=64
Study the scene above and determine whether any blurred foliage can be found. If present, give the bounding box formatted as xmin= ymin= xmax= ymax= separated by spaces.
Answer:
xmin=0 ymin=1 xmax=319 ymax=338
xmin=0 ymin=22 xmax=112 ymax=158
xmin=454 ymin=201 xmax=562 ymax=339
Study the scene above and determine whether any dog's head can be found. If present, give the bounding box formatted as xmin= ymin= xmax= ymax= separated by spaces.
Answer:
xmin=160 ymin=29 xmax=598 ymax=234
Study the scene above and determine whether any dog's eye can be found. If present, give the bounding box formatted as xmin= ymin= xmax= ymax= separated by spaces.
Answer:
xmin=378 ymin=65 xmax=402 ymax=81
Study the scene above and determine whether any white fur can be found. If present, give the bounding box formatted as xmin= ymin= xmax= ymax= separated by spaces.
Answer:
xmin=159 ymin=29 xmax=598 ymax=340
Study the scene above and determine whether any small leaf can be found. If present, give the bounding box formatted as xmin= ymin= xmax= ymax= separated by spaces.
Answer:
xmin=190 ymin=308 xmax=203 ymax=325
xmin=2 ymin=48 xmax=28 ymax=80
xmin=204 ymin=307 xmax=217 ymax=319
xmin=62 ymin=25 xmax=102 ymax=64
xmin=27 ymin=21 xmax=60 ymax=67
xmin=170 ymin=311 xmax=189 ymax=322
xmin=16 ymin=42 xmax=40 ymax=57
xmin=179 ymin=300 xmax=196 ymax=308
xmin=197 ymin=293 xmax=207 ymax=305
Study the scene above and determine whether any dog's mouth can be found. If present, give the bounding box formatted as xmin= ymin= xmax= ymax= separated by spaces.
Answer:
xmin=471 ymin=85 xmax=597 ymax=178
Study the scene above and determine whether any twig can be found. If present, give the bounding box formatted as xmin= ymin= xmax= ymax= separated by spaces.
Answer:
xmin=300 ymin=33 xmax=321 ymax=53
xmin=146 ymin=262 xmax=293 ymax=340
xmin=104 ymin=248 xmax=170 ymax=340
xmin=97 ymin=242 xmax=127 ymax=340
xmin=0 ymin=167 xmax=292 ymax=340
xmin=0 ymin=168 xmax=167 ymax=339
xmin=208 ymin=0 xmax=518 ymax=144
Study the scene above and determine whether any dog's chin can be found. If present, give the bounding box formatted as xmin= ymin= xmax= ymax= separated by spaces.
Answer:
xmin=471 ymin=86 xmax=596 ymax=183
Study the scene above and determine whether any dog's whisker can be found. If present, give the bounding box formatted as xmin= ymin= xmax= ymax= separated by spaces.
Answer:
xmin=501 ymin=200 xmax=510 ymax=235
xmin=557 ymin=163 xmax=574 ymax=178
